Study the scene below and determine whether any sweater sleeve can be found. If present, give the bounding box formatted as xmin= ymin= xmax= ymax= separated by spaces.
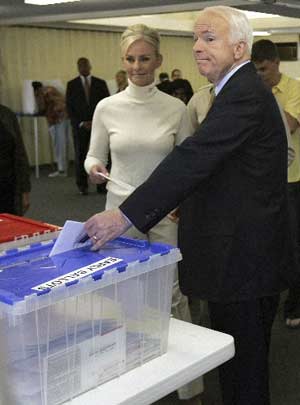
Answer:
xmin=84 ymin=101 xmax=110 ymax=174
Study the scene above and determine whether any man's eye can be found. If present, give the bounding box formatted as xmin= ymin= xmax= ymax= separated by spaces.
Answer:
xmin=206 ymin=36 xmax=215 ymax=42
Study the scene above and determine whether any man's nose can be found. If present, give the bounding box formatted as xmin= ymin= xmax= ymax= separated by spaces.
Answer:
xmin=193 ymin=39 xmax=203 ymax=52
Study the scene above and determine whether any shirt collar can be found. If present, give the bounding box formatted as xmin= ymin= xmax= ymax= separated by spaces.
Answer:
xmin=215 ymin=60 xmax=250 ymax=96
xmin=125 ymin=79 xmax=157 ymax=101
xmin=273 ymin=73 xmax=287 ymax=95
xmin=80 ymin=75 xmax=91 ymax=84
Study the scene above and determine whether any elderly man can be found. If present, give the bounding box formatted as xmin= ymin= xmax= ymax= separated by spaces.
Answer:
xmin=84 ymin=6 xmax=294 ymax=405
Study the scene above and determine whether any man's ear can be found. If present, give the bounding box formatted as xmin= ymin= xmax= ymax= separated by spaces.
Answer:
xmin=233 ymin=41 xmax=248 ymax=60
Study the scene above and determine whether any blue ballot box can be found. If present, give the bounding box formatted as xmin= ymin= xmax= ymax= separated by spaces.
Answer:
xmin=0 ymin=237 xmax=181 ymax=405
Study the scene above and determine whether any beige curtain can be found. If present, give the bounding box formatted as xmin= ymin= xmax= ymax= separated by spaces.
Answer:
xmin=0 ymin=26 xmax=207 ymax=166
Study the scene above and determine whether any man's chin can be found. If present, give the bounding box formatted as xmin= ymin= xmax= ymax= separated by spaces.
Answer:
xmin=197 ymin=67 xmax=209 ymax=78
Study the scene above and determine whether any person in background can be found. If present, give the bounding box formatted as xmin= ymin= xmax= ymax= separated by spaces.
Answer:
xmin=115 ymin=69 xmax=128 ymax=93
xmin=66 ymin=57 xmax=110 ymax=195
xmin=187 ymin=83 xmax=214 ymax=129
xmin=84 ymin=23 xmax=203 ymax=404
xmin=83 ymin=6 xmax=296 ymax=405
xmin=158 ymin=71 xmax=169 ymax=82
xmin=157 ymin=71 xmax=172 ymax=94
xmin=32 ymin=81 xmax=69 ymax=177
xmin=0 ymin=104 xmax=31 ymax=215
xmin=171 ymin=68 xmax=182 ymax=80
xmin=252 ymin=39 xmax=300 ymax=329
xmin=170 ymin=78 xmax=194 ymax=105
xmin=170 ymin=69 xmax=194 ymax=102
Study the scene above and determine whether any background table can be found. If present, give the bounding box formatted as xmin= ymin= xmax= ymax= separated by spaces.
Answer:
xmin=70 ymin=318 xmax=235 ymax=405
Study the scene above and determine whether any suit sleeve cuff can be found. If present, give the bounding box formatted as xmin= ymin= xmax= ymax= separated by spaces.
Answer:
xmin=119 ymin=209 xmax=133 ymax=227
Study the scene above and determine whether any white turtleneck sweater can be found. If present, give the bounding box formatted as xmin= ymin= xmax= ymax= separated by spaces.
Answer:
xmin=85 ymin=80 xmax=191 ymax=209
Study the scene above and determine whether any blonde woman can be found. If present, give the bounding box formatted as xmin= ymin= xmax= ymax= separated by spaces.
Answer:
xmin=85 ymin=24 xmax=203 ymax=403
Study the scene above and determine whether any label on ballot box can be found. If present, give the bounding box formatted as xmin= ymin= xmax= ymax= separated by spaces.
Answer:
xmin=32 ymin=256 xmax=123 ymax=292
xmin=0 ymin=236 xmax=181 ymax=405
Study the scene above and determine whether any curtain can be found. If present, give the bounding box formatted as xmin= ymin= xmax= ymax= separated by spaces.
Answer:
xmin=0 ymin=26 xmax=207 ymax=165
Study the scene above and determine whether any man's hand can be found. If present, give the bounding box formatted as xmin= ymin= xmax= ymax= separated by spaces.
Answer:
xmin=84 ymin=209 xmax=131 ymax=249
xmin=89 ymin=164 xmax=109 ymax=184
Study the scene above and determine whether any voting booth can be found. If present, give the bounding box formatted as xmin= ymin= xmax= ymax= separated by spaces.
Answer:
xmin=22 ymin=79 xmax=64 ymax=114
xmin=0 ymin=226 xmax=180 ymax=405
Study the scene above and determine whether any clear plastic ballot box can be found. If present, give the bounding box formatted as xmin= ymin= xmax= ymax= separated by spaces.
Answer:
xmin=0 ymin=237 xmax=181 ymax=405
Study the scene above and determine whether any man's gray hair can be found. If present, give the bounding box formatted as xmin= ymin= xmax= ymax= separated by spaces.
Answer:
xmin=203 ymin=6 xmax=253 ymax=52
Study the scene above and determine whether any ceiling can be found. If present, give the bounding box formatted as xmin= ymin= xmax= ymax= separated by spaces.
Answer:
xmin=2 ymin=0 xmax=300 ymax=35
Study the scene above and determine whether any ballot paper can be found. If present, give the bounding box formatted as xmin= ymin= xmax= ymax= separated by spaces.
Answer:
xmin=49 ymin=220 xmax=89 ymax=257
xmin=96 ymin=172 xmax=135 ymax=193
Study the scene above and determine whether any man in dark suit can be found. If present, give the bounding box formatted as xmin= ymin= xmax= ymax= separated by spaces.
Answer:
xmin=83 ymin=6 xmax=296 ymax=405
xmin=66 ymin=57 xmax=109 ymax=195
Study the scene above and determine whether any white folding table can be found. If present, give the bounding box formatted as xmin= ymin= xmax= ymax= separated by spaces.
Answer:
xmin=69 ymin=318 xmax=235 ymax=405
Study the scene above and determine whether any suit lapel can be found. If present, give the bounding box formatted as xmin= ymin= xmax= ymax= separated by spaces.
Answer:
xmin=216 ymin=62 xmax=255 ymax=99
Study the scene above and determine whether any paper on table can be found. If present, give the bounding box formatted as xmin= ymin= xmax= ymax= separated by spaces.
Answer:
xmin=49 ymin=220 xmax=89 ymax=257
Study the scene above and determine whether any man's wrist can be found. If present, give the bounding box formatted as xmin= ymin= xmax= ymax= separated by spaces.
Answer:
xmin=119 ymin=209 xmax=132 ymax=227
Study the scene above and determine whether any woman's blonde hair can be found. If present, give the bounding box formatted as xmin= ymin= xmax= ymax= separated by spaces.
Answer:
xmin=120 ymin=24 xmax=161 ymax=56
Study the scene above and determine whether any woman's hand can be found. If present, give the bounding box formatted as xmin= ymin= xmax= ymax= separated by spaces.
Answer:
xmin=167 ymin=207 xmax=180 ymax=223
xmin=89 ymin=164 xmax=109 ymax=184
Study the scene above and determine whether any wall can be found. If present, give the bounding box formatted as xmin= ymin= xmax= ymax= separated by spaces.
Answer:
xmin=2 ymin=26 xmax=299 ymax=167
xmin=0 ymin=25 xmax=206 ymax=166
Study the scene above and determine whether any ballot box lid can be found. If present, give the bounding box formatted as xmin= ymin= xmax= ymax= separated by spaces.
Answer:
xmin=0 ymin=236 xmax=181 ymax=315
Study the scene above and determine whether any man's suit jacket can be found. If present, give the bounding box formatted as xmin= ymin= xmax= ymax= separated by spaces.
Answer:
xmin=66 ymin=76 xmax=109 ymax=131
xmin=120 ymin=62 xmax=296 ymax=303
